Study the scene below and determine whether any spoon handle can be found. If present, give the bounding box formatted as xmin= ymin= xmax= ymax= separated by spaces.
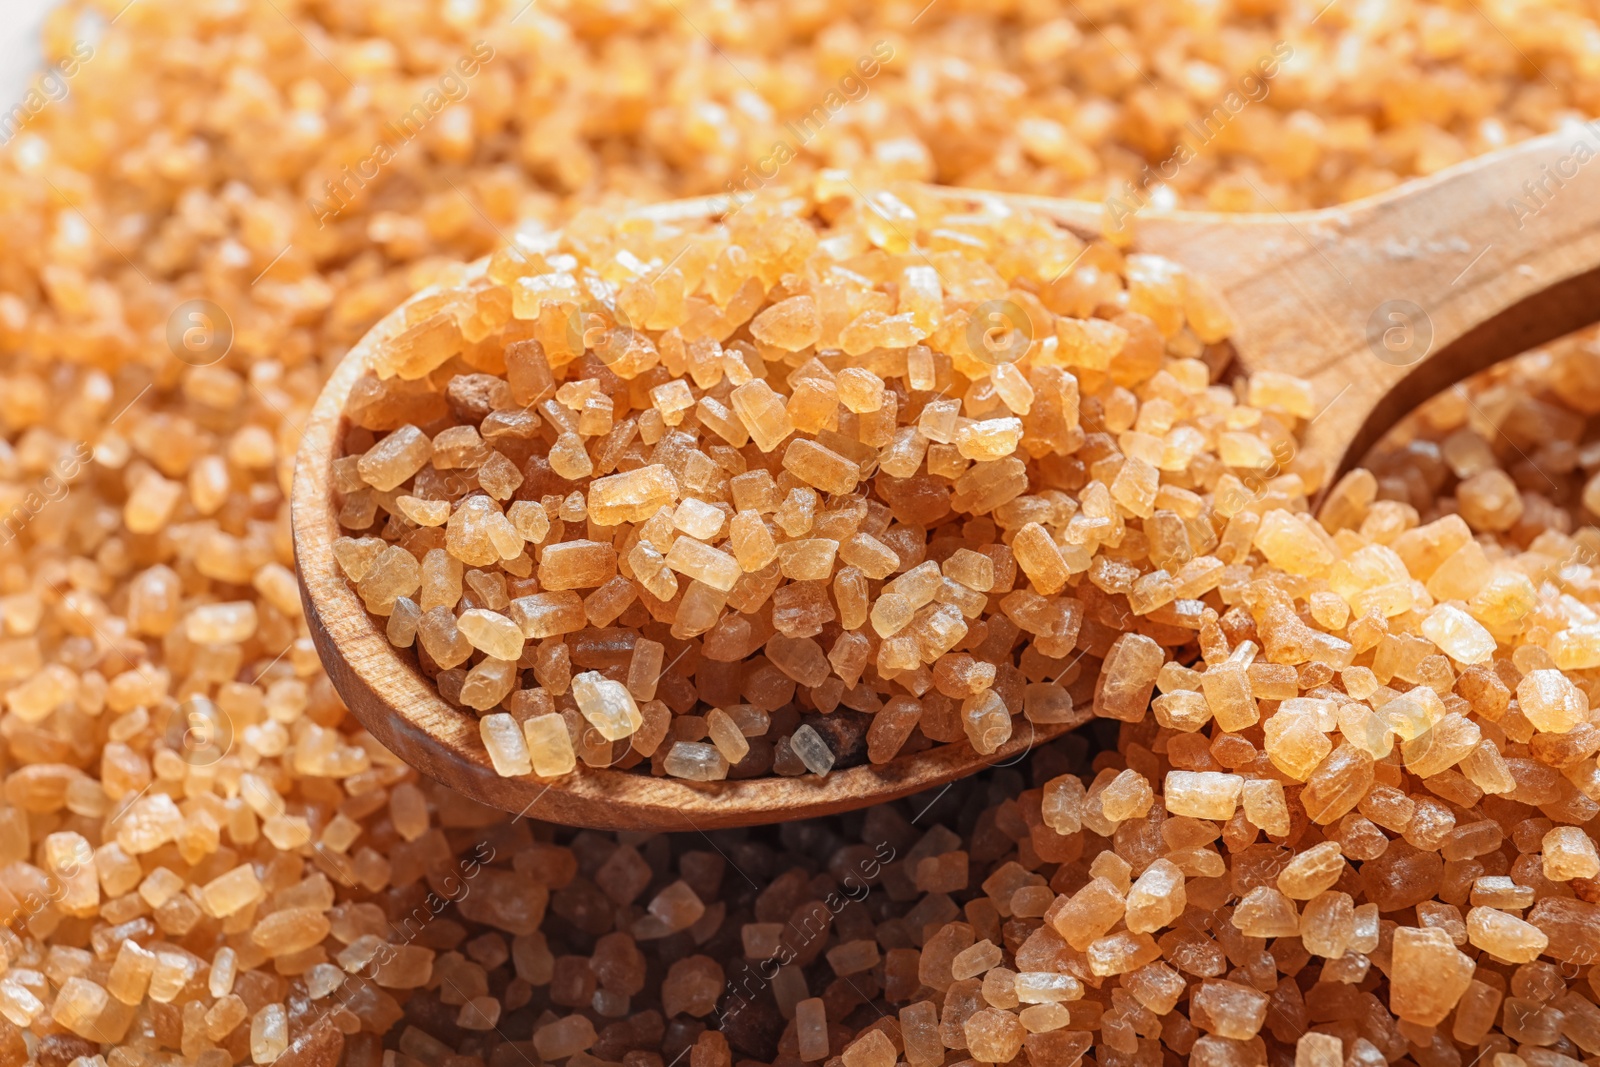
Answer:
xmin=1052 ymin=128 xmax=1600 ymax=486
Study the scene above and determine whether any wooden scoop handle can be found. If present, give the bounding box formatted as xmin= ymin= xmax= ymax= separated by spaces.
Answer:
xmin=1007 ymin=127 xmax=1600 ymax=487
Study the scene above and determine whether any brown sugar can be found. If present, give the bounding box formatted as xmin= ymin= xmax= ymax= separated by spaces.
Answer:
xmin=331 ymin=182 xmax=1321 ymax=784
xmin=1 ymin=0 xmax=1599 ymax=1062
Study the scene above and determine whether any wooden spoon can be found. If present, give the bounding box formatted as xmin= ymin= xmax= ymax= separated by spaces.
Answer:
xmin=291 ymin=128 xmax=1600 ymax=831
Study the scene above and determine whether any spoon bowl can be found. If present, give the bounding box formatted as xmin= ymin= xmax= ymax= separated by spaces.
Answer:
xmin=292 ymin=129 xmax=1600 ymax=830
xmin=291 ymin=255 xmax=1089 ymax=831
